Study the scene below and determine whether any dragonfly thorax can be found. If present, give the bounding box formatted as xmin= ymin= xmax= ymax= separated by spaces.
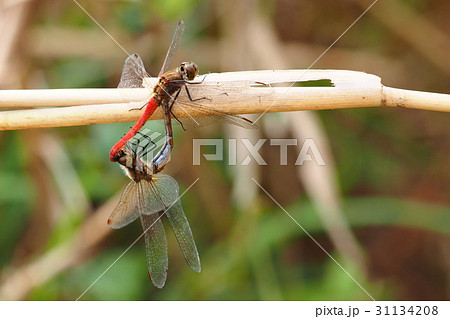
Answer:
xmin=152 ymin=62 xmax=199 ymax=103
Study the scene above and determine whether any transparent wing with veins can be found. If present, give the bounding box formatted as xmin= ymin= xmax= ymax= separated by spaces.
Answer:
xmin=107 ymin=181 xmax=141 ymax=228
xmin=132 ymin=138 xmax=201 ymax=272
xmin=158 ymin=20 xmax=185 ymax=78
xmin=107 ymin=178 xmax=169 ymax=288
xmin=118 ymin=53 xmax=148 ymax=88
xmin=118 ymin=20 xmax=184 ymax=89
xmin=138 ymin=182 xmax=168 ymax=289
xmin=169 ymin=91 xmax=257 ymax=130
xmin=148 ymin=174 xmax=201 ymax=273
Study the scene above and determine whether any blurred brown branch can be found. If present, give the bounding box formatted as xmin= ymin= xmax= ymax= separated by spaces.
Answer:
xmin=348 ymin=0 xmax=450 ymax=77
xmin=0 ymin=69 xmax=449 ymax=131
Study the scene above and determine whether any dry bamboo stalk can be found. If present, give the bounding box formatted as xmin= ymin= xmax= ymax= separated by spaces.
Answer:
xmin=0 ymin=69 xmax=449 ymax=130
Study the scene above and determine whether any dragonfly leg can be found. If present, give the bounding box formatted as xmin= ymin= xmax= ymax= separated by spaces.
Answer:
xmin=183 ymin=85 xmax=211 ymax=103
xmin=167 ymin=90 xmax=187 ymax=131
xmin=171 ymin=84 xmax=211 ymax=130
xmin=170 ymin=109 xmax=186 ymax=131
xmin=186 ymin=73 xmax=209 ymax=85
xmin=129 ymin=101 xmax=147 ymax=111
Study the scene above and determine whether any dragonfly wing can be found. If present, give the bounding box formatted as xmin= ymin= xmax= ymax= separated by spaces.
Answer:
xmin=177 ymin=113 xmax=256 ymax=130
xmin=166 ymin=197 xmax=201 ymax=273
xmin=108 ymin=181 xmax=141 ymax=229
xmin=171 ymin=95 xmax=257 ymax=129
xmin=118 ymin=53 xmax=148 ymax=88
xmin=139 ymin=213 xmax=168 ymax=289
xmin=140 ymin=175 xmax=179 ymax=215
xmin=135 ymin=179 xmax=166 ymax=213
xmin=151 ymin=175 xmax=201 ymax=272
xmin=158 ymin=20 xmax=185 ymax=78
xmin=140 ymin=175 xmax=200 ymax=272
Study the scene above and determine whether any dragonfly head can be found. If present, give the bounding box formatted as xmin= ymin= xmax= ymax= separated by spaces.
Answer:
xmin=115 ymin=149 xmax=132 ymax=167
xmin=115 ymin=149 xmax=138 ymax=180
xmin=179 ymin=62 xmax=198 ymax=81
xmin=116 ymin=147 xmax=153 ymax=181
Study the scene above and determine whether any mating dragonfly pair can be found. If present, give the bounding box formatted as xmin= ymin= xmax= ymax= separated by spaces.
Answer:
xmin=108 ymin=21 xmax=256 ymax=288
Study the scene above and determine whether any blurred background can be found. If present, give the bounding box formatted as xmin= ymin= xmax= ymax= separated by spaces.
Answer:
xmin=0 ymin=0 xmax=449 ymax=300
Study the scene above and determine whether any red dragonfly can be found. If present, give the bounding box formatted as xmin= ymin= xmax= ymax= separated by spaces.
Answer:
xmin=108 ymin=134 xmax=200 ymax=288
xmin=110 ymin=20 xmax=256 ymax=163
xmin=110 ymin=20 xmax=189 ymax=161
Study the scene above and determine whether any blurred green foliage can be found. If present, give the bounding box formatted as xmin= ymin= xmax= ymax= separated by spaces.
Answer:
xmin=25 ymin=196 xmax=448 ymax=300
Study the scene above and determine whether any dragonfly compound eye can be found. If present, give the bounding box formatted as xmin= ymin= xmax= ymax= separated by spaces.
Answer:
xmin=116 ymin=150 xmax=134 ymax=168
xmin=182 ymin=62 xmax=198 ymax=81
xmin=117 ymin=155 xmax=128 ymax=167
